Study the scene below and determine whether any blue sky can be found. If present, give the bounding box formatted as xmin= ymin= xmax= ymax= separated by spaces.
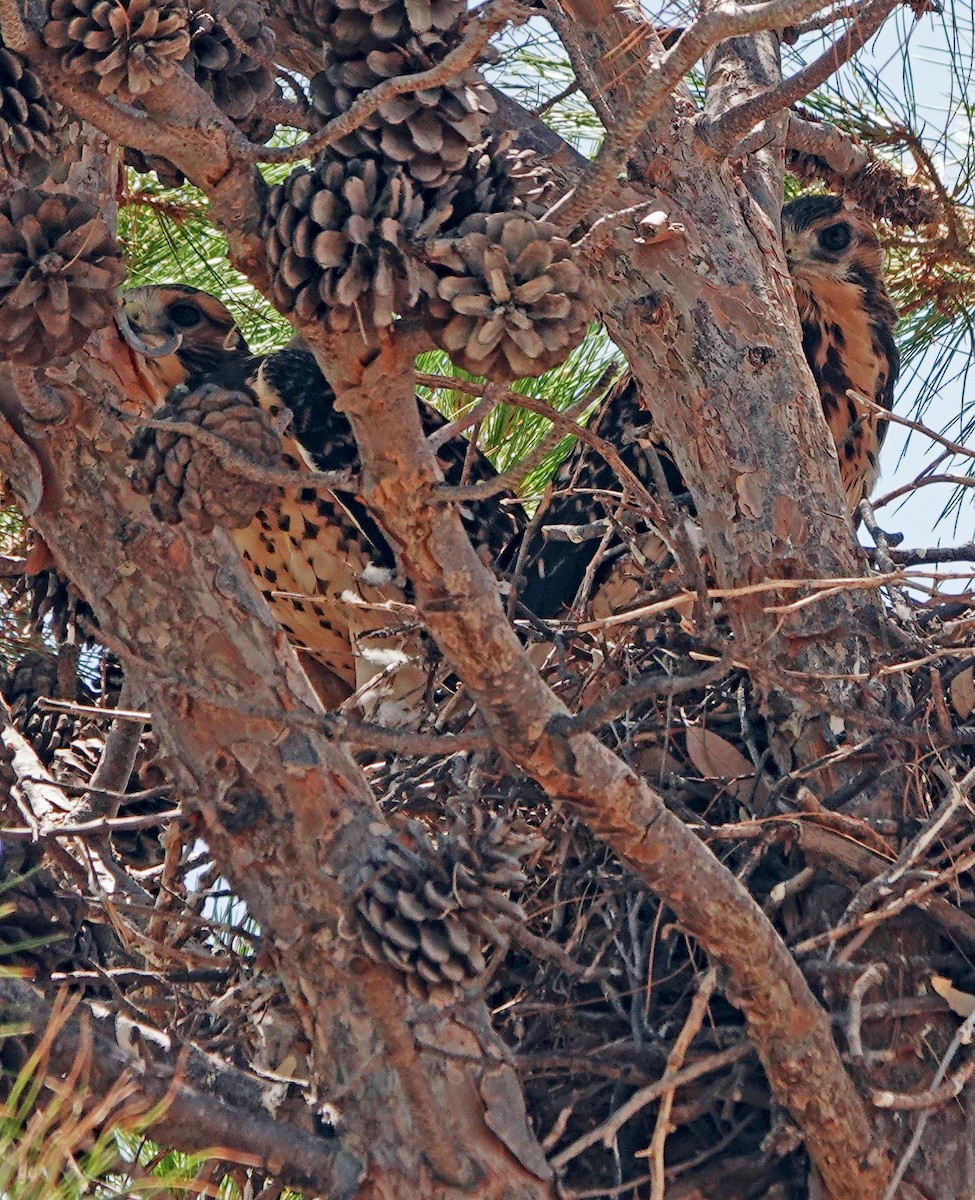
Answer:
xmin=848 ymin=10 xmax=974 ymax=574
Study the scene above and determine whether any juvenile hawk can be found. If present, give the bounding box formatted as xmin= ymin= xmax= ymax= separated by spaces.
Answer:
xmin=781 ymin=192 xmax=899 ymax=508
xmin=122 ymin=284 xmax=524 ymax=723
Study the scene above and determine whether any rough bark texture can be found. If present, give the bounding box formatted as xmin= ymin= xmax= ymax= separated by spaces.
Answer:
xmin=0 ymin=352 xmax=555 ymax=1200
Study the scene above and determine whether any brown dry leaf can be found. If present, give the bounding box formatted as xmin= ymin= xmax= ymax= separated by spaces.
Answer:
xmin=685 ymin=726 xmax=753 ymax=782
xmin=950 ymin=667 xmax=975 ymax=719
xmin=685 ymin=726 xmax=771 ymax=812
xmin=931 ymin=974 xmax=975 ymax=1018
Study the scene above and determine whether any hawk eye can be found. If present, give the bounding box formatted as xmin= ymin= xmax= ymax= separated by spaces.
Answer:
xmin=167 ymin=302 xmax=204 ymax=329
xmin=818 ymin=223 xmax=852 ymax=253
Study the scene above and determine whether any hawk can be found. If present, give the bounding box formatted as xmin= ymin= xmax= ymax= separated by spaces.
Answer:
xmin=781 ymin=192 xmax=899 ymax=508
xmin=517 ymin=192 xmax=900 ymax=620
xmin=121 ymin=284 xmax=524 ymax=723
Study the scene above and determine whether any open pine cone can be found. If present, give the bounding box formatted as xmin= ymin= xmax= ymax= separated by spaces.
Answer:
xmin=424 ymin=211 xmax=592 ymax=381
xmin=440 ymin=135 xmax=554 ymax=226
xmin=0 ymin=189 xmax=125 ymax=365
xmin=355 ymin=813 xmax=532 ymax=997
xmin=128 ymin=383 xmax=281 ymax=534
xmin=43 ymin=0 xmax=191 ymax=96
xmin=262 ymin=154 xmax=442 ymax=331
xmin=2 ymin=649 xmax=93 ymax=767
xmin=281 ymin=0 xmax=462 ymax=58
xmin=0 ymin=47 xmax=57 ymax=175
xmin=186 ymin=0 xmax=278 ymax=122
xmin=308 ymin=43 xmax=495 ymax=190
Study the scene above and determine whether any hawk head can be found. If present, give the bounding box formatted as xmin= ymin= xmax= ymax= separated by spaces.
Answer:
xmin=781 ymin=193 xmax=886 ymax=299
xmin=120 ymin=284 xmax=250 ymax=392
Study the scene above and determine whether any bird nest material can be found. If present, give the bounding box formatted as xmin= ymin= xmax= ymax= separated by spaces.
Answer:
xmin=4 ymin=535 xmax=975 ymax=1197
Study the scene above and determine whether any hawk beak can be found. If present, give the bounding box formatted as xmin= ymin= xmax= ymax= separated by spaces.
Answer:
xmin=115 ymin=306 xmax=183 ymax=359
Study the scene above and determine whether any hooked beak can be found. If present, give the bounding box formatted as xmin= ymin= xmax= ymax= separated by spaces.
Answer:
xmin=114 ymin=306 xmax=182 ymax=359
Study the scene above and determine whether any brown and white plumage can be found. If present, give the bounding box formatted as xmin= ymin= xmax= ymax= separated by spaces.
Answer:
xmin=121 ymin=285 xmax=524 ymax=723
xmin=781 ymin=192 xmax=899 ymax=508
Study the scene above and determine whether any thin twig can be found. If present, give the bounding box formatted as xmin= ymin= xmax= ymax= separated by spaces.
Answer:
xmin=641 ymin=967 xmax=718 ymax=1200
xmin=873 ymin=1056 xmax=975 ymax=1112
xmin=436 ymin=368 xmax=616 ymax=502
xmin=886 ymin=542 xmax=975 ymax=568
xmin=858 ymin=496 xmax=917 ymax=630
xmin=859 ymin=394 xmax=975 ymax=463
xmin=846 ymin=963 xmax=883 ymax=1060
xmin=551 ymin=654 xmax=733 ymax=735
xmin=880 ymin=1005 xmax=975 ymax=1199
xmin=247 ymin=0 xmax=527 ymax=163
xmin=548 ymin=1042 xmax=751 ymax=1170
xmin=704 ymin=0 xmax=900 ymax=156
xmin=0 ymin=808 xmax=181 ymax=840
xmin=424 ymin=388 xmax=501 ymax=451
xmin=544 ymin=0 xmax=837 ymax=228
xmin=541 ymin=0 xmax=616 ymax=129
xmin=872 ymin=473 xmax=975 ymax=510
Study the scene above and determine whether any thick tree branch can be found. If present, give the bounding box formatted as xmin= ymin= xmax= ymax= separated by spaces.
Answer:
xmin=544 ymin=0 xmax=837 ymax=229
xmin=702 ymin=0 xmax=899 ymax=155
xmin=0 ymin=353 xmax=555 ymax=1199
xmin=306 ymin=329 xmax=892 ymax=1200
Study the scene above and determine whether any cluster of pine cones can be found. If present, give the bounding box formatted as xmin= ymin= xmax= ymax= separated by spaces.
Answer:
xmin=0 ymin=0 xmax=591 ymax=376
xmin=262 ymin=0 xmax=592 ymax=378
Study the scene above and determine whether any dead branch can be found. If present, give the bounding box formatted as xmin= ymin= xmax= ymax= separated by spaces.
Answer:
xmin=0 ymin=977 xmax=342 ymax=1192
xmin=704 ymin=0 xmax=900 ymax=155
xmin=644 ymin=967 xmax=718 ymax=1199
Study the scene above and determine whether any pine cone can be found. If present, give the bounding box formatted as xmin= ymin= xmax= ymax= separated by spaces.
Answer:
xmin=128 ymin=383 xmax=281 ymax=534
xmin=2 ymin=649 xmax=90 ymax=766
xmin=17 ymin=564 xmax=96 ymax=646
xmin=439 ymin=134 xmax=554 ymax=226
xmin=0 ymin=46 xmax=57 ymax=176
xmin=186 ymin=0 xmax=278 ymax=122
xmin=262 ymin=154 xmax=441 ymax=330
xmin=355 ymin=812 xmax=531 ymax=996
xmin=43 ymin=0 xmax=191 ymax=96
xmin=280 ymin=0 xmax=462 ymax=58
xmin=0 ymin=848 xmax=86 ymax=975
xmin=0 ymin=189 xmax=126 ymax=365
xmin=50 ymin=731 xmax=102 ymax=788
xmin=308 ymin=43 xmax=495 ymax=190
xmin=425 ymin=212 xmax=592 ymax=381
